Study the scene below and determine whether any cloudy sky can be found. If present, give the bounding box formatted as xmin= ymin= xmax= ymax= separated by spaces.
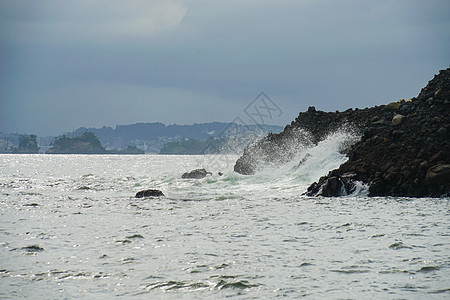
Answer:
xmin=1 ymin=0 xmax=449 ymax=136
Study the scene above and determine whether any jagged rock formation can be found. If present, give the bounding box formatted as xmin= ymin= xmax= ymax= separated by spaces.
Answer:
xmin=234 ymin=68 xmax=450 ymax=197
xmin=135 ymin=189 xmax=164 ymax=198
xmin=181 ymin=168 xmax=212 ymax=179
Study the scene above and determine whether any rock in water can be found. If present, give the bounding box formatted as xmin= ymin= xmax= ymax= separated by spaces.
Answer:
xmin=305 ymin=173 xmax=356 ymax=197
xmin=135 ymin=189 xmax=164 ymax=198
xmin=235 ymin=68 xmax=450 ymax=197
xmin=181 ymin=168 xmax=212 ymax=179
xmin=320 ymin=176 xmax=343 ymax=197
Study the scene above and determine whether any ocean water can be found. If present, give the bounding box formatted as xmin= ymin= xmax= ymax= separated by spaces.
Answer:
xmin=1 ymin=133 xmax=449 ymax=299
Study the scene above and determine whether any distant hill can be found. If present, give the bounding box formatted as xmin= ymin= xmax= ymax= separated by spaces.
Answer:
xmin=70 ymin=122 xmax=284 ymax=153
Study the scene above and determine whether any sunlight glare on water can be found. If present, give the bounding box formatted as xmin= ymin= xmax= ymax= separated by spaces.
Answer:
xmin=0 ymin=154 xmax=449 ymax=299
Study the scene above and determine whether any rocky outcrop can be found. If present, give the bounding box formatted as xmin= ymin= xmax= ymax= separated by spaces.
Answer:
xmin=47 ymin=132 xmax=108 ymax=154
xmin=234 ymin=68 xmax=450 ymax=197
xmin=307 ymin=173 xmax=358 ymax=197
xmin=181 ymin=168 xmax=212 ymax=179
xmin=135 ymin=189 xmax=164 ymax=198
xmin=234 ymin=103 xmax=403 ymax=175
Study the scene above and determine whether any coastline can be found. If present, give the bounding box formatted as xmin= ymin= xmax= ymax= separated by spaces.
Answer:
xmin=234 ymin=68 xmax=450 ymax=198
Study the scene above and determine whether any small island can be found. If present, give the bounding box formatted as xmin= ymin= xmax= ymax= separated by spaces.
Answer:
xmin=47 ymin=132 xmax=108 ymax=154
xmin=0 ymin=134 xmax=40 ymax=154
xmin=13 ymin=134 xmax=40 ymax=154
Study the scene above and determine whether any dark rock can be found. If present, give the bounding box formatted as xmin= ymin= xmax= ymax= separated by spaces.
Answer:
xmin=181 ymin=168 xmax=212 ymax=179
xmin=369 ymin=178 xmax=386 ymax=196
xmin=437 ymin=127 xmax=447 ymax=136
xmin=135 ymin=189 xmax=164 ymax=198
xmin=321 ymin=177 xmax=343 ymax=197
xmin=234 ymin=156 xmax=256 ymax=175
xmin=419 ymin=160 xmax=429 ymax=171
xmin=305 ymin=173 xmax=356 ymax=197
xmin=417 ymin=149 xmax=425 ymax=158
xmin=22 ymin=245 xmax=45 ymax=252
xmin=308 ymin=106 xmax=316 ymax=112
xmin=430 ymin=151 xmax=446 ymax=164
xmin=392 ymin=130 xmax=404 ymax=139
xmin=235 ymin=67 xmax=450 ymax=197
xmin=399 ymin=104 xmax=411 ymax=115
xmin=426 ymin=164 xmax=450 ymax=185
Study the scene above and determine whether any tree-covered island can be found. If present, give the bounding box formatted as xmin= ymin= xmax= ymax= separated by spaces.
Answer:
xmin=46 ymin=132 xmax=144 ymax=154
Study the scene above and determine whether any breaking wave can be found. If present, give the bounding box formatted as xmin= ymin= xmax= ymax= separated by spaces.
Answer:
xmin=178 ymin=126 xmax=364 ymax=199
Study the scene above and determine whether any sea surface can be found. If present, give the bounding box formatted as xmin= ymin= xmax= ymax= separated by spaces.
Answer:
xmin=1 ymin=142 xmax=449 ymax=298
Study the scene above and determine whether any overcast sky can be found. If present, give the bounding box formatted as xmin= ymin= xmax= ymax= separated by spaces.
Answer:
xmin=1 ymin=0 xmax=449 ymax=136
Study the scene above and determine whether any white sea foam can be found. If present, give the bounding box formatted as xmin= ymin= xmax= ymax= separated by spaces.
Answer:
xmin=226 ymin=126 xmax=361 ymax=196
xmin=1 ymin=154 xmax=448 ymax=299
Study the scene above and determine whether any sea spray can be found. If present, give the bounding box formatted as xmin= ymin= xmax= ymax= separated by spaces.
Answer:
xmin=234 ymin=127 xmax=314 ymax=174
xmin=291 ymin=126 xmax=360 ymax=180
xmin=201 ymin=124 xmax=272 ymax=155
xmin=217 ymin=126 xmax=269 ymax=155
xmin=347 ymin=180 xmax=369 ymax=197
xmin=239 ymin=126 xmax=360 ymax=194
xmin=141 ymin=126 xmax=362 ymax=200
xmin=1 ymin=154 xmax=448 ymax=299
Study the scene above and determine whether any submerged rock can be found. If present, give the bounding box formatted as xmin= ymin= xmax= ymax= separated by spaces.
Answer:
xmin=135 ymin=189 xmax=164 ymax=198
xmin=181 ymin=168 xmax=212 ymax=179
xmin=306 ymin=173 xmax=356 ymax=197
xmin=21 ymin=245 xmax=45 ymax=252
xmin=235 ymin=68 xmax=450 ymax=197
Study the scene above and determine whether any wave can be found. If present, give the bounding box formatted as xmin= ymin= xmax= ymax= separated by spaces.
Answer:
xmin=1 ymin=127 xmax=363 ymax=201
xmin=155 ymin=127 xmax=363 ymax=200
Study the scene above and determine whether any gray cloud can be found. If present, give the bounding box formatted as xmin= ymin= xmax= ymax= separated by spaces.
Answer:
xmin=1 ymin=0 xmax=449 ymax=136
xmin=0 ymin=0 xmax=187 ymax=43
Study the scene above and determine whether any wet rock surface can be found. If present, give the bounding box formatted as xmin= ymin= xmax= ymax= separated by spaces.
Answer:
xmin=234 ymin=68 xmax=450 ymax=197
xmin=181 ymin=168 xmax=212 ymax=179
xmin=135 ymin=189 xmax=164 ymax=198
xmin=426 ymin=164 xmax=450 ymax=185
